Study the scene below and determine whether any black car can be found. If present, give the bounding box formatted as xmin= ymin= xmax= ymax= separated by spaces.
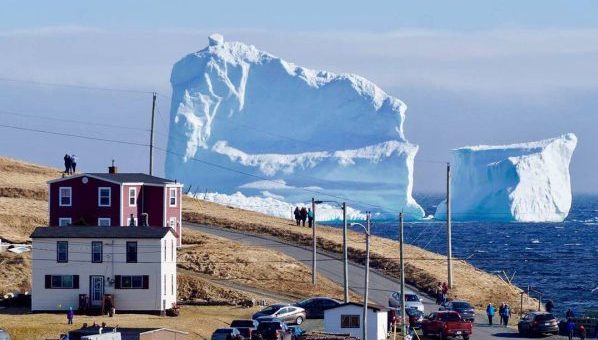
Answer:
xmin=211 ymin=328 xmax=243 ymax=340
xmin=441 ymin=301 xmax=476 ymax=322
xmin=256 ymin=321 xmax=292 ymax=340
xmin=231 ymin=319 xmax=260 ymax=339
xmin=294 ymin=297 xmax=341 ymax=319
xmin=518 ymin=312 xmax=559 ymax=336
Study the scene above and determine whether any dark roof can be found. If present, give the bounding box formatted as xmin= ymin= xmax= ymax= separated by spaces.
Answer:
xmin=328 ymin=302 xmax=389 ymax=312
xmin=87 ymin=172 xmax=177 ymax=185
xmin=31 ymin=226 xmax=174 ymax=239
xmin=68 ymin=326 xmax=187 ymax=340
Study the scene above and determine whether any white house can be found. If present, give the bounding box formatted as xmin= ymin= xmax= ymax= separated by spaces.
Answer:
xmin=31 ymin=226 xmax=177 ymax=313
xmin=323 ymin=302 xmax=388 ymax=340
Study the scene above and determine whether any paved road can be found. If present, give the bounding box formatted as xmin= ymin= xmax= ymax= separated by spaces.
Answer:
xmin=186 ymin=223 xmax=543 ymax=339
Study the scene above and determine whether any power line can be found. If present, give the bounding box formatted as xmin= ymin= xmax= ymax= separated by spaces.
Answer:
xmin=0 ymin=77 xmax=155 ymax=95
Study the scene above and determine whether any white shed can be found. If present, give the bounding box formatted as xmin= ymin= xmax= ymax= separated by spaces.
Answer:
xmin=324 ymin=302 xmax=388 ymax=340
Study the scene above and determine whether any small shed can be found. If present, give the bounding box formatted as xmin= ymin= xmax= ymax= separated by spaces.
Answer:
xmin=69 ymin=326 xmax=188 ymax=340
xmin=323 ymin=302 xmax=388 ymax=340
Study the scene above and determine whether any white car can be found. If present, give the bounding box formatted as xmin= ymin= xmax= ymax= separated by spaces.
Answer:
xmin=388 ymin=292 xmax=425 ymax=312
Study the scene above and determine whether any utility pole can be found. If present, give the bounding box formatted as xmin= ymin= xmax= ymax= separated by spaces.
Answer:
xmin=149 ymin=92 xmax=157 ymax=176
xmin=399 ymin=212 xmax=407 ymax=336
xmin=343 ymin=202 xmax=349 ymax=303
xmin=312 ymin=197 xmax=316 ymax=286
xmin=447 ymin=162 xmax=453 ymax=288
xmin=363 ymin=212 xmax=371 ymax=340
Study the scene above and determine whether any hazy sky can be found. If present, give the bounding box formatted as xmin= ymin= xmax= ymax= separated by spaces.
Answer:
xmin=0 ymin=1 xmax=597 ymax=193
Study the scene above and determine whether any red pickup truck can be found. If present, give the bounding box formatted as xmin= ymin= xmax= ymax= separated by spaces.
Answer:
xmin=421 ymin=311 xmax=473 ymax=340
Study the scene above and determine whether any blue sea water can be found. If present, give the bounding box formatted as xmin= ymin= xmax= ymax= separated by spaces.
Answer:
xmin=337 ymin=194 xmax=598 ymax=316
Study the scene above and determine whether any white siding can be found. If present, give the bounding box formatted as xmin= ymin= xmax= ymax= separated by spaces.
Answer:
xmin=31 ymin=233 xmax=177 ymax=312
xmin=323 ymin=304 xmax=388 ymax=340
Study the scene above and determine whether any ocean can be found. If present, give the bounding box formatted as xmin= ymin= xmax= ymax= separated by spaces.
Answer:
xmin=334 ymin=194 xmax=598 ymax=316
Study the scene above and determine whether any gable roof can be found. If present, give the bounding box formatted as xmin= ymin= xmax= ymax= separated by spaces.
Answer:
xmin=31 ymin=226 xmax=174 ymax=239
xmin=326 ymin=302 xmax=389 ymax=312
xmin=47 ymin=173 xmax=182 ymax=186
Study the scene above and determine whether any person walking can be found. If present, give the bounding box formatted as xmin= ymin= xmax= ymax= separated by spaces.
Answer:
xmin=498 ymin=303 xmax=505 ymax=326
xmin=307 ymin=208 xmax=314 ymax=228
xmin=67 ymin=307 xmax=74 ymax=325
xmin=566 ymin=308 xmax=575 ymax=319
xmin=502 ymin=304 xmax=511 ymax=326
xmin=293 ymin=207 xmax=301 ymax=226
xmin=486 ymin=303 xmax=496 ymax=325
xmin=63 ymin=154 xmax=72 ymax=175
xmin=566 ymin=318 xmax=575 ymax=340
xmin=545 ymin=300 xmax=554 ymax=313
xmin=579 ymin=324 xmax=586 ymax=340
xmin=435 ymin=282 xmax=442 ymax=304
xmin=441 ymin=282 xmax=449 ymax=304
xmin=70 ymin=154 xmax=78 ymax=174
xmin=300 ymin=207 xmax=307 ymax=227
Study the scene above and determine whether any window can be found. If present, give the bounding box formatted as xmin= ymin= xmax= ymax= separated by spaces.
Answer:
xmin=57 ymin=241 xmax=68 ymax=263
xmin=126 ymin=241 xmax=137 ymax=263
xmin=58 ymin=218 xmax=72 ymax=226
xmin=163 ymin=241 xmax=167 ymax=261
xmin=97 ymin=218 xmax=111 ymax=227
xmin=129 ymin=187 xmax=137 ymax=206
xmin=114 ymin=275 xmax=148 ymax=289
xmin=171 ymin=273 xmax=174 ymax=295
xmin=169 ymin=188 xmax=177 ymax=207
xmin=163 ymin=274 xmax=166 ymax=295
xmin=59 ymin=187 xmax=72 ymax=207
xmin=45 ymin=275 xmax=79 ymax=289
xmin=169 ymin=217 xmax=176 ymax=229
xmin=98 ymin=187 xmax=111 ymax=207
xmin=91 ymin=241 xmax=103 ymax=263
xmin=171 ymin=239 xmax=174 ymax=261
xmin=341 ymin=315 xmax=360 ymax=328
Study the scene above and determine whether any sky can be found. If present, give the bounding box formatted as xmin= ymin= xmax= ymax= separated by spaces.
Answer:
xmin=0 ymin=1 xmax=597 ymax=193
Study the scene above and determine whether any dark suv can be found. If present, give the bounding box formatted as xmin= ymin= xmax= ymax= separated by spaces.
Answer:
xmin=256 ymin=321 xmax=292 ymax=340
xmin=294 ymin=297 xmax=340 ymax=319
xmin=518 ymin=312 xmax=559 ymax=336
xmin=441 ymin=301 xmax=476 ymax=322
xmin=231 ymin=319 xmax=260 ymax=339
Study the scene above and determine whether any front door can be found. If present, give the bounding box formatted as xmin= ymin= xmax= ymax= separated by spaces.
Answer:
xmin=89 ymin=275 xmax=104 ymax=307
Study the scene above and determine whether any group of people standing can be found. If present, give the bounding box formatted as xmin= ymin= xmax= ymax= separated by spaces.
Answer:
xmin=485 ymin=302 xmax=512 ymax=326
xmin=63 ymin=154 xmax=78 ymax=175
xmin=434 ymin=282 xmax=449 ymax=305
xmin=293 ymin=206 xmax=314 ymax=228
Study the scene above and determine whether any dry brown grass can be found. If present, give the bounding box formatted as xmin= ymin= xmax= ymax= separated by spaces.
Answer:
xmin=0 ymin=305 xmax=258 ymax=340
xmin=0 ymin=251 xmax=31 ymax=294
xmin=181 ymin=229 xmax=361 ymax=301
xmin=183 ymin=197 xmax=539 ymax=312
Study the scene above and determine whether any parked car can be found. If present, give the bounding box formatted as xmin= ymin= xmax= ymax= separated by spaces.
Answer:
xmin=287 ymin=325 xmax=305 ymax=339
xmin=252 ymin=304 xmax=306 ymax=325
xmin=0 ymin=329 xmax=10 ymax=340
xmin=294 ymin=297 xmax=341 ymax=319
xmin=231 ymin=319 xmax=260 ymax=339
xmin=388 ymin=292 xmax=425 ymax=312
xmin=211 ymin=328 xmax=243 ymax=340
xmin=440 ymin=300 xmax=475 ymax=322
xmin=421 ymin=311 xmax=473 ymax=340
xmin=518 ymin=312 xmax=559 ymax=336
xmin=256 ymin=321 xmax=293 ymax=340
xmin=256 ymin=316 xmax=285 ymax=324
xmin=388 ymin=307 xmax=425 ymax=330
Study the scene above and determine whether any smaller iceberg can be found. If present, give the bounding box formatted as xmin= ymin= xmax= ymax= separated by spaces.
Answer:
xmin=436 ymin=133 xmax=577 ymax=222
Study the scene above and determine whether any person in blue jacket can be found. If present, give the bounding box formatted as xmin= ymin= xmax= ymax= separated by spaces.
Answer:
xmin=566 ymin=318 xmax=575 ymax=340
xmin=486 ymin=303 xmax=496 ymax=325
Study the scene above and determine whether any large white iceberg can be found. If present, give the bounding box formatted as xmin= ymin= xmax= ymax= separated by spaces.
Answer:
xmin=165 ymin=34 xmax=425 ymax=219
xmin=435 ymin=133 xmax=577 ymax=222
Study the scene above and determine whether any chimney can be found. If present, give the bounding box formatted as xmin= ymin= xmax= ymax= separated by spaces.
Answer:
xmin=108 ymin=160 xmax=118 ymax=174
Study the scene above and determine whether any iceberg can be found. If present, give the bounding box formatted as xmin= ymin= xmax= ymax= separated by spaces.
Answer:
xmin=435 ymin=133 xmax=577 ymax=222
xmin=165 ymin=34 xmax=425 ymax=220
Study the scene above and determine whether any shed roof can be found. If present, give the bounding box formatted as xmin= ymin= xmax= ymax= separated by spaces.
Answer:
xmin=47 ymin=173 xmax=181 ymax=185
xmin=31 ymin=226 xmax=174 ymax=239
xmin=326 ymin=302 xmax=389 ymax=312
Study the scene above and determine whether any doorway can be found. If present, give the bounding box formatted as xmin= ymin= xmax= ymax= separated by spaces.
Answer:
xmin=89 ymin=275 xmax=104 ymax=307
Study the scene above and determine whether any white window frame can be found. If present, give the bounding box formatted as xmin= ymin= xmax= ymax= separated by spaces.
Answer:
xmin=97 ymin=218 xmax=111 ymax=227
xmin=58 ymin=217 xmax=72 ymax=226
xmin=98 ymin=187 xmax=111 ymax=207
xmin=169 ymin=217 xmax=176 ymax=229
xmin=128 ymin=187 xmax=137 ymax=207
xmin=59 ymin=187 xmax=72 ymax=207
xmin=127 ymin=217 xmax=138 ymax=226
xmin=169 ymin=188 xmax=177 ymax=207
